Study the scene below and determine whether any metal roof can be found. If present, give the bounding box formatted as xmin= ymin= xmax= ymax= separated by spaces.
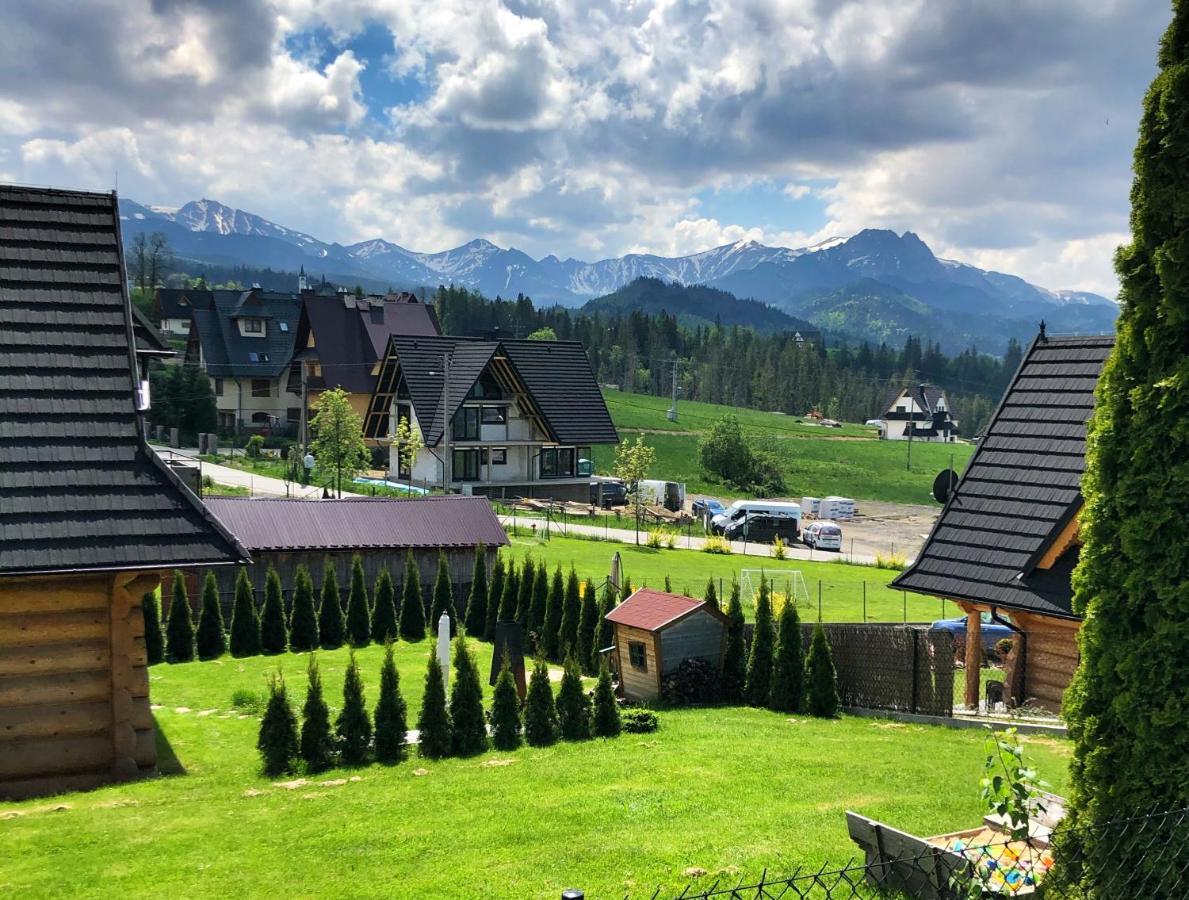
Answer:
xmin=203 ymin=495 xmax=510 ymax=553
xmin=0 ymin=185 xmax=248 ymax=576
xmin=891 ymin=333 xmax=1115 ymax=619
xmin=605 ymin=588 xmax=722 ymax=632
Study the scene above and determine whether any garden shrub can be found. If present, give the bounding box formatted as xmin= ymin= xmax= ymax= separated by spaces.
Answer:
xmin=558 ymin=568 xmax=581 ymax=658
xmin=622 ymin=709 xmax=659 ymax=734
xmin=577 ymin=579 xmax=599 ymax=675
xmin=772 ymin=535 xmax=787 ymax=560
xmin=541 ymin=566 xmax=564 ymax=660
xmin=229 ymin=566 xmax=262 ymax=658
xmin=516 ymin=557 xmax=535 ymax=622
xmin=490 ymin=653 xmax=522 ymax=751
xmin=645 ymin=529 xmax=663 ymax=549
xmin=661 ymin=656 xmax=720 ymax=706
xmin=449 ymin=635 xmax=488 ymax=757
xmin=398 ymin=551 xmax=425 ymax=641
xmin=258 ymin=673 xmax=299 ymax=777
xmin=196 ymin=570 xmax=227 ymax=660
xmin=462 ymin=545 xmax=488 ymax=638
xmin=769 ymin=599 xmax=804 ymax=713
xmin=370 ymin=566 xmax=398 ymax=645
xmin=804 ymin=622 xmax=840 ymax=717
xmin=720 ymin=579 xmax=746 ymax=703
xmin=701 ymin=536 xmax=732 ymax=554
xmin=743 ymin=575 xmax=774 ymax=707
xmin=527 ymin=564 xmax=549 ymax=654
xmin=300 ymin=656 xmax=335 ymax=773
xmin=483 ymin=555 xmax=504 ymax=642
xmin=429 ymin=551 xmax=454 ymax=636
xmin=416 ymin=649 xmax=452 ymax=759
xmin=497 ymin=564 xmax=519 ymax=623
xmin=143 ymin=591 xmax=164 ymax=665
xmin=317 ymin=562 xmax=345 ymax=650
xmin=590 ymin=662 xmax=621 ymax=738
xmin=523 ymin=659 xmax=558 ymax=747
xmin=374 ymin=643 xmax=408 ymax=764
xmin=590 ymin=584 xmax=614 ymax=675
xmin=345 ymin=553 xmax=371 ymax=648
xmin=260 ymin=565 xmax=288 ymax=655
xmin=556 ymin=654 xmax=591 ymax=740
xmin=245 ymin=434 xmax=265 ymax=458
xmin=165 ymin=570 xmax=196 ymax=663
xmin=289 ymin=564 xmax=319 ymax=651
xmin=703 ymin=577 xmax=719 ymax=611
xmin=231 ymin=688 xmax=267 ymax=716
xmin=336 ymin=650 xmax=372 ymax=766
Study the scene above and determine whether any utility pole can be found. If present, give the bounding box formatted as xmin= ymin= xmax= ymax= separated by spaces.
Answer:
xmin=667 ymin=354 xmax=679 ymax=423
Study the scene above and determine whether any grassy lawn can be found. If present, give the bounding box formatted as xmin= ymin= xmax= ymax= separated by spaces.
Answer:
xmin=595 ymin=391 xmax=975 ymax=505
xmin=503 ymin=535 xmax=961 ymax=623
xmin=0 ymin=640 xmax=1070 ymax=900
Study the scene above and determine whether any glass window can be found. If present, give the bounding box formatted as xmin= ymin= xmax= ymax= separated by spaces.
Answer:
xmin=452 ymin=448 xmax=480 ymax=481
xmin=481 ymin=406 xmax=507 ymax=424
xmin=214 ymin=378 xmax=224 ymax=397
xmin=243 ymin=318 xmax=264 ymax=334
xmin=252 ymin=379 xmax=271 ymax=398
xmin=628 ymin=642 xmax=647 ymax=671
xmin=452 ymin=407 xmax=480 ymax=441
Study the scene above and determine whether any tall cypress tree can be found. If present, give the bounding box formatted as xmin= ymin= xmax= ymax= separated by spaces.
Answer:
xmin=483 ymin=555 xmax=504 ymax=642
xmin=743 ymin=575 xmax=774 ymax=707
xmin=195 ymin=570 xmax=227 ymax=660
xmin=143 ymin=590 xmax=164 ymax=666
xmin=577 ymin=579 xmax=599 ymax=676
xmin=556 ymin=653 xmax=591 ymax=741
xmin=165 ymin=570 xmax=195 ymax=663
xmin=590 ymin=583 xmax=614 ymax=676
xmin=490 ymin=652 xmax=523 ymax=751
xmin=398 ymin=551 xmax=426 ymax=641
xmin=590 ymin=661 xmax=621 ymax=738
xmin=374 ymin=643 xmax=408 ymax=764
xmin=429 ymin=551 xmax=454 ymax=637
xmin=1065 ymin=5 xmax=1189 ymax=873
xmin=260 ymin=566 xmax=288 ymax=655
xmin=289 ymin=564 xmax=319 ymax=652
xmin=497 ymin=563 xmax=519 ymax=623
xmin=336 ymin=650 xmax=372 ymax=766
xmin=416 ymin=649 xmax=451 ymax=759
xmin=462 ymin=545 xmax=488 ymax=637
xmin=448 ymin=635 xmax=488 ymax=757
xmin=258 ymin=673 xmax=299 ymax=777
xmin=804 ymin=622 xmax=839 ymax=718
xmin=721 ymin=579 xmax=746 ymax=703
xmin=345 ymin=553 xmax=371 ymax=648
xmin=317 ymin=562 xmax=345 ymax=650
xmin=558 ymin=568 xmax=582 ymax=660
xmin=229 ymin=567 xmax=262 ymax=658
xmin=769 ymin=599 xmax=804 ymax=713
xmin=370 ymin=566 xmax=398 ymax=645
xmin=704 ymin=577 xmax=719 ymax=611
xmin=527 ymin=563 xmax=549 ymax=652
xmin=300 ymin=655 xmax=335 ymax=773
xmin=620 ymin=577 xmax=633 ymax=601
xmin=516 ymin=557 xmax=535 ymax=622
xmin=523 ymin=658 xmax=558 ymax=747
xmin=541 ymin=566 xmax=564 ymax=660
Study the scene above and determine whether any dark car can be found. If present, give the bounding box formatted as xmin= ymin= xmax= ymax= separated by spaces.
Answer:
xmin=930 ymin=612 xmax=1014 ymax=652
xmin=692 ymin=498 xmax=726 ymax=519
xmin=590 ymin=479 xmax=627 ymax=508
xmin=723 ymin=513 xmax=799 ymax=544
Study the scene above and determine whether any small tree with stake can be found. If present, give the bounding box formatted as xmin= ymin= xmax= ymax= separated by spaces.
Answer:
xmin=490 ymin=652 xmax=522 ymax=751
xmin=370 ymin=566 xmax=398 ymax=645
xmin=743 ymin=575 xmax=774 ymax=707
xmin=258 ymin=673 xmax=299 ymax=777
xmin=374 ymin=643 xmax=408 ymax=764
xmin=392 ymin=415 xmax=424 ymax=496
xmin=165 ymin=570 xmax=195 ymax=663
xmin=429 ymin=552 xmax=454 ymax=637
xmin=195 ymin=570 xmax=227 ymax=660
xmin=336 ymin=650 xmax=372 ymax=766
xmin=449 ymin=635 xmax=488 ymax=757
xmin=769 ymin=598 xmax=804 ymax=713
xmin=462 ymin=545 xmax=488 ymax=638
xmin=318 ymin=562 xmax=345 ymax=650
xmin=398 ymin=550 xmax=426 ymax=641
xmin=416 ymin=648 xmax=452 ymax=759
xmin=804 ymin=622 xmax=840 ymax=718
xmin=590 ymin=660 xmax=621 ymax=738
xmin=613 ymin=433 xmax=656 ymax=545
xmin=143 ymin=590 xmax=164 ymax=666
xmin=260 ymin=565 xmax=288 ymax=655
xmin=309 ymin=386 xmax=369 ymax=498
xmin=523 ymin=658 xmax=558 ymax=747
xmin=289 ymin=564 xmax=319 ymax=652
xmin=345 ymin=554 xmax=371 ymax=648
xmin=229 ymin=567 xmax=262 ymax=658
xmin=556 ymin=653 xmax=591 ymax=741
xmin=300 ymin=655 xmax=335 ymax=773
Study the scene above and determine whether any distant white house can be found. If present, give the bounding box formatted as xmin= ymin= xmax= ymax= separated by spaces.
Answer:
xmin=875 ymin=384 xmax=959 ymax=442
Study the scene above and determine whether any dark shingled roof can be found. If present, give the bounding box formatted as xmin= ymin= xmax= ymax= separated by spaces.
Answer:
xmin=154 ymin=287 xmax=212 ymax=321
xmin=0 ymin=185 xmax=248 ymax=576
xmin=203 ymin=496 xmax=509 ymax=552
xmin=186 ymin=289 xmax=301 ymax=378
xmin=891 ymin=333 xmax=1115 ymax=619
xmin=881 ymin=383 xmax=948 ymax=416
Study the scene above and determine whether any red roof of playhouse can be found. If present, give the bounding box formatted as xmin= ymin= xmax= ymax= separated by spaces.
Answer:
xmin=605 ymin=589 xmax=713 ymax=632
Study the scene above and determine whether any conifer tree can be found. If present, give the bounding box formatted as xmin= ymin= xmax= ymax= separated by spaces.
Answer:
xmin=1063 ymin=7 xmax=1189 ymax=869
xmin=558 ymin=568 xmax=582 ymax=659
xmin=370 ymin=566 xmax=398 ymax=645
xmin=195 ymin=570 xmax=227 ymax=660
xmin=143 ymin=590 xmax=164 ymax=666
xmin=398 ymin=551 xmax=426 ymax=641
xmin=556 ymin=653 xmax=591 ymax=741
xmin=704 ymin=577 xmax=719 ymax=611
xmin=664 ymin=574 xmax=672 ymax=592
xmin=260 ymin=566 xmax=288 ymax=655
xmin=743 ymin=575 xmax=774 ymax=707
xmin=317 ymin=562 xmax=345 ymax=649
xmin=516 ymin=557 xmax=535 ymax=622
xmin=541 ymin=566 xmax=564 ymax=659
xmin=620 ymin=577 xmax=633 ymax=600
xmin=577 ymin=579 xmax=599 ymax=675
xmin=490 ymin=652 xmax=522 ymax=751
xmin=229 ymin=567 xmax=262 ymax=658
xmin=336 ymin=649 xmax=372 ymax=765
xmin=289 ymin=564 xmax=319 ymax=652
xmin=429 ymin=551 xmax=454 ymax=637
xmin=345 ymin=553 xmax=371 ymax=648
xmin=416 ymin=649 xmax=452 ymax=759
xmin=721 ymin=580 xmax=747 ymax=703
xmin=448 ymin=635 xmax=488 ymax=756
xmin=497 ymin=563 xmax=519 ymax=622
xmin=804 ymin=622 xmax=839 ymax=718
xmin=165 ymin=570 xmax=196 ymax=663
xmin=258 ymin=673 xmax=299 ymax=777
xmin=300 ymin=655 xmax=335 ymax=773
xmin=527 ymin=563 xmax=549 ymax=652
xmin=483 ymin=554 xmax=504 ymax=642
xmin=374 ymin=643 xmax=408 ymax=764
xmin=590 ymin=661 xmax=621 ymax=738
xmin=590 ymin=583 xmax=615 ymax=676
xmin=462 ymin=545 xmax=488 ymax=638
xmin=769 ymin=599 xmax=804 ymax=713
xmin=523 ymin=659 xmax=558 ymax=747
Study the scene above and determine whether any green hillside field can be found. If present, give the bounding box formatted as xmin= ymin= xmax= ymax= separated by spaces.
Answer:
xmin=594 ymin=390 xmax=975 ymax=505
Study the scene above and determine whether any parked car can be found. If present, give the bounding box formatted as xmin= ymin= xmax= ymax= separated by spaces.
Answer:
xmin=590 ymin=478 xmax=627 ymax=508
xmin=711 ymin=500 xmax=801 ymax=534
xmin=802 ymin=520 xmax=843 ymax=551
xmin=930 ymin=612 xmax=1014 ymax=652
xmin=692 ymin=498 xmax=726 ymax=519
xmin=722 ymin=513 xmax=800 ymax=544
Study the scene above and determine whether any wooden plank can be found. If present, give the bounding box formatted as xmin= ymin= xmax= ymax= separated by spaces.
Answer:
xmin=0 ymin=640 xmax=110 ymax=677
xmin=965 ymin=609 xmax=981 ymax=708
xmin=0 ymin=733 xmax=113 ymax=779
xmin=0 ymin=700 xmax=111 ymax=742
xmin=1029 ymin=649 xmax=1080 ymax=675
xmin=0 ymin=669 xmax=111 ymax=707
xmin=0 ymin=581 xmax=109 ymax=614
xmin=0 ymin=609 xmax=109 ymax=646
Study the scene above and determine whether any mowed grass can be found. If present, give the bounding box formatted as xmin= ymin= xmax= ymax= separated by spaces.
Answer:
xmin=0 ymin=640 xmax=1071 ymax=900
xmin=596 ymin=391 xmax=975 ymax=505
xmin=504 ymin=535 xmax=962 ymax=623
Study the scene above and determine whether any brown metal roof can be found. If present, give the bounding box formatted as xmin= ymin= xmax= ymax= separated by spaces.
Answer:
xmin=605 ymin=588 xmax=723 ymax=632
xmin=203 ymin=496 xmax=509 ymax=553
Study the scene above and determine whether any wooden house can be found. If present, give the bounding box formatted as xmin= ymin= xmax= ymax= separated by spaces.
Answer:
xmin=605 ymin=589 xmax=729 ymax=701
xmin=0 ymin=186 xmax=248 ymax=800
xmin=892 ymin=330 xmax=1115 ymax=713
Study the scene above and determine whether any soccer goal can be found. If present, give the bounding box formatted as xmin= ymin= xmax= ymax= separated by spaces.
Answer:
xmin=740 ymin=568 xmax=809 ymax=612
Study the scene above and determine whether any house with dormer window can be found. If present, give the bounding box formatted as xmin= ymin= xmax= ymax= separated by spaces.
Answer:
xmin=363 ymin=335 xmax=618 ymax=500
xmin=876 ymin=383 xmax=959 ymax=442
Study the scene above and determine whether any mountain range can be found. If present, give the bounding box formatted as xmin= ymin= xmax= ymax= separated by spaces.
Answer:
xmin=120 ymin=197 xmax=1118 ymax=353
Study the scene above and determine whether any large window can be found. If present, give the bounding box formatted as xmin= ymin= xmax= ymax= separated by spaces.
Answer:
xmin=480 ymin=405 xmax=507 ymax=424
xmin=540 ymin=447 xmax=576 ymax=478
xmin=452 ymin=407 xmax=480 ymax=441
xmin=481 ymin=448 xmax=507 ymax=466
xmin=251 ymin=379 xmax=271 ymax=398
xmin=628 ymin=642 xmax=647 ymax=671
xmin=452 ymin=449 xmax=480 ymax=482
xmin=243 ymin=318 xmax=264 ymax=334
xmin=467 ymin=373 xmax=503 ymax=400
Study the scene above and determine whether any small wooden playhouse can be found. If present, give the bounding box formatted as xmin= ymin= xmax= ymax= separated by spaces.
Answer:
xmin=605 ymin=588 xmax=729 ymax=701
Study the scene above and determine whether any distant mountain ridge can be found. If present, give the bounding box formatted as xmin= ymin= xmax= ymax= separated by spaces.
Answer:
xmin=120 ymin=197 xmax=1117 ymax=353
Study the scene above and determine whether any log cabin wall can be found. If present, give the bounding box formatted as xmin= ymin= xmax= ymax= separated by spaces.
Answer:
xmin=0 ymin=572 xmax=155 ymax=800
xmin=1011 ymin=611 xmax=1080 ymax=714
xmin=613 ymin=623 xmax=660 ymax=700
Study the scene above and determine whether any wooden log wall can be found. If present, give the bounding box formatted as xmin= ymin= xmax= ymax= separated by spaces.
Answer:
xmin=0 ymin=572 xmax=155 ymax=800
xmin=613 ymin=623 xmax=660 ymax=700
xmin=1011 ymin=611 xmax=1080 ymax=714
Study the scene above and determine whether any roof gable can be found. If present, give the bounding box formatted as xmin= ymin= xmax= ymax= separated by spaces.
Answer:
xmin=187 ymin=289 xmax=300 ymax=378
xmin=605 ymin=588 xmax=725 ymax=632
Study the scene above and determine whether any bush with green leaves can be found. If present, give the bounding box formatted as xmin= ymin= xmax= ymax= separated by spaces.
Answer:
xmin=769 ymin=600 xmax=804 ymax=713
xmin=804 ymin=622 xmax=840 ymax=718
xmin=370 ymin=566 xmax=398 ymax=645
xmin=590 ymin=661 xmax=621 ymax=738
xmin=483 ymin=555 xmax=504 ymax=642
xmin=258 ymin=673 xmax=299 ymax=777
xmin=229 ymin=567 xmax=262 ymax=658
xmin=398 ymin=551 xmax=425 ymax=641
xmin=336 ymin=650 xmax=372 ymax=766
xmin=143 ymin=591 xmax=164 ymax=665
xmin=660 ymin=656 xmax=719 ymax=706
xmin=165 ymin=570 xmax=195 ymax=663
xmin=522 ymin=659 xmax=558 ymax=747
xmin=230 ymin=688 xmax=267 ymax=715
xmin=416 ymin=649 xmax=451 ymax=759
xmin=289 ymin=564 xmax=319 ymax=652
xmin=374 ymin=643 xmax=408 ymax=764
xmin=260 ymin=566 xmax=288 ymax=655
xmin=345 ymin=554 xmax=371 ymax=648
xmin=490 ymin=652 xmax=523 ymax=751
xmin=622 ymin=709 xmax=659 ymax=734
xmin=462 ymin=545 xmax=488 ymax=638
xmin=743 ymin=575 xmax=775 ymax=706
xmin=195 ymin=570 xmax=227 ymax=660
xmin=541 ymin=566 xmax=564 ymax=660
xmin=496 ymin=563 xmax=519 ymax=623
xmin=429 ymin=551 xmax=454 ymax=637
xmin=449 ymin=636 xmax=488 ymax=757
xmin=300 ymin=655 xmax=335 ymax=774
xmin=556 ymin=654 xmax=591 ymax=741
xmin=317 ymin=563 xmax=345 ymax=650
xmin=703 ymin=577 xmax=719 ymax=611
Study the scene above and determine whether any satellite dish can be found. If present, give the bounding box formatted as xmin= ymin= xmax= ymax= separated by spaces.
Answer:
xmin=932 ymin=468 xmax=959 ymax=504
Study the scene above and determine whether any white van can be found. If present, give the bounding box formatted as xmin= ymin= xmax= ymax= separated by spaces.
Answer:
xmin=711 ymin=500 xmax=801 ymax=534
xmin=803 ymin=520 xmax=843 ymax=551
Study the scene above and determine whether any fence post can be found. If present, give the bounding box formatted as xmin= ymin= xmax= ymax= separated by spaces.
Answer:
xmin=902 ymin=591 xmax=907 ymax=623
xmin=818 ymin=579 xmax=822 ymax=621
xmin=862 ymin=582 xmax=867 ymax=623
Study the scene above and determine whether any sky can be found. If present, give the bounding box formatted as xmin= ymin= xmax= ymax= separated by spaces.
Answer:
xmin=0 ymin=0 xmax=1170 ymax=297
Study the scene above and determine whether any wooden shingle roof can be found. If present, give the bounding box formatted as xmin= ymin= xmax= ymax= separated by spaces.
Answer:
xmin=891 ymin=333 xmax=1114 ymax=619
xmin=0 ymin=185 xmax=248 ymax=576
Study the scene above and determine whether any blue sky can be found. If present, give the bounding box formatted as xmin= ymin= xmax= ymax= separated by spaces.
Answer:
xmin=0 ymin=0 xmax=1170 ymax=295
